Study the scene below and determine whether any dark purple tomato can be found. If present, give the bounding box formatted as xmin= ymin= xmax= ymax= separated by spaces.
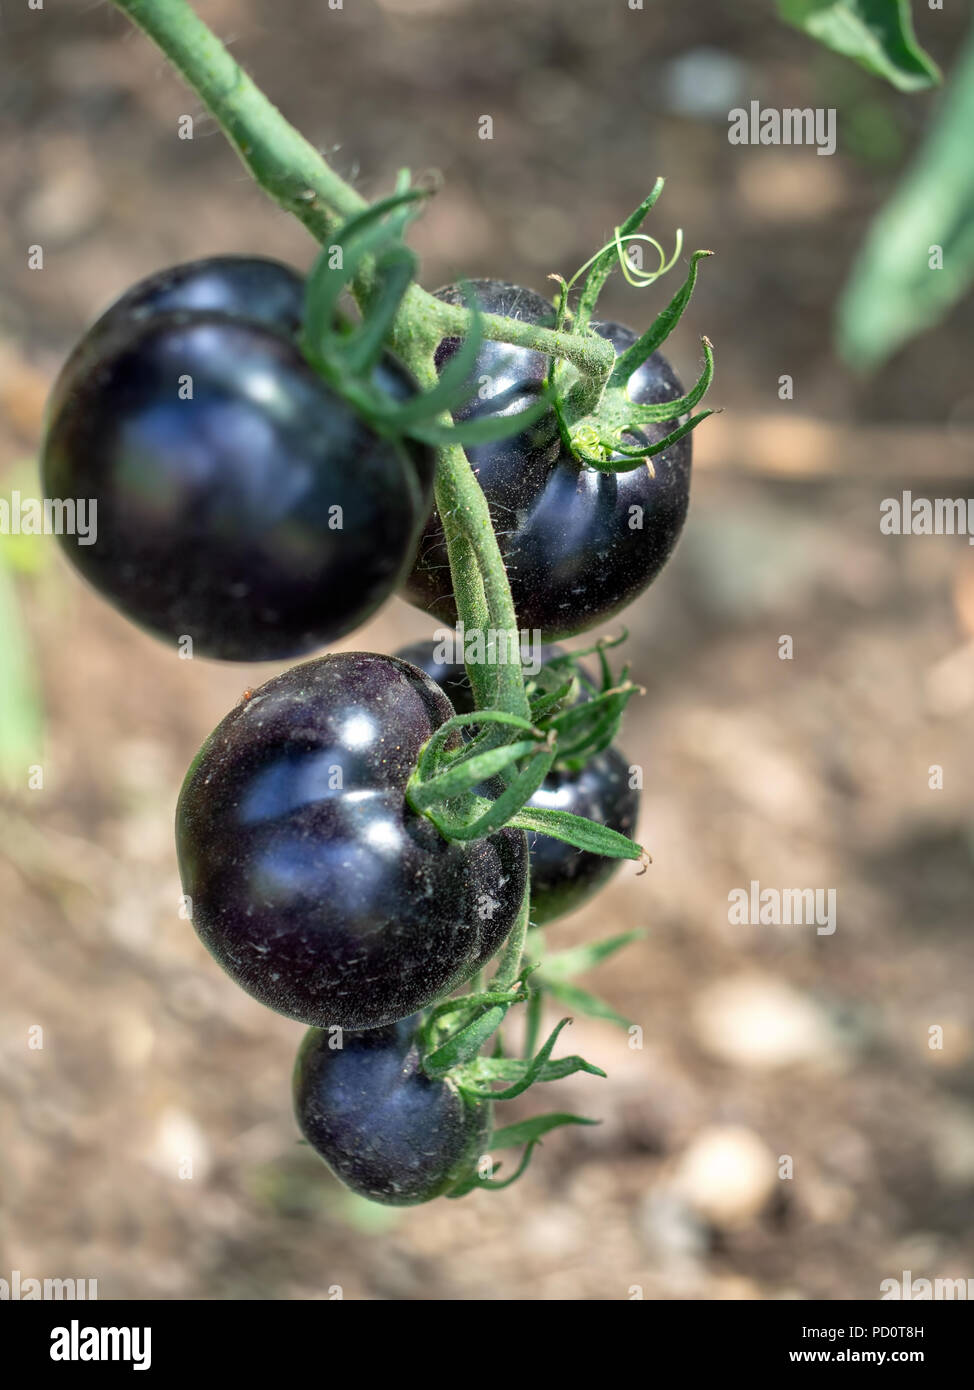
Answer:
xmin=44 ymin=256 xmax=307 ymax=428
xmin=393 ymin=640 xmax=640 ymax=924
xmin=392 ymin=640 xmax=479 ymax=715
xmin=176 ymin=653 xmax=528 ymax=1029
xmin=96 ymin=254 xmax=307 ymax=334
xmin=404 ymin=279 xmax=692 ymax=638
xmin=526 ymin=745 xmax=640 ymax=925
xmin=392 ymin=638 xmax=571 ymax=719
xmin=293 ymin=1016 xmax=489 ymax=1205
xmin=42 ymin=303 xmax=434 ymax=661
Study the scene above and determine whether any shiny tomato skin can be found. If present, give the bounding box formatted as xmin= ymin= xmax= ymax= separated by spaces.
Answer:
xmin=294 ymin=1016 xmax=489 ymax=1205
xmin=404 ymin=279 xmax=692 ymax=637
xmin=176 ymin=653 xmax=528 ymax=1028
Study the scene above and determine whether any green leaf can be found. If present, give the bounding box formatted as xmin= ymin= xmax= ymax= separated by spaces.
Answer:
xmin=455 ymin=1016 xmax=605 ymax=1100
xmin=302 ymin=186 xmax=427 ymax=366
xmin=408 ymin=738 xmax=542 ymax=808
xmin=339 ymin=244 xmax=416 ymax=375
xmin=405 ymin=394 xmax=549 ymax=447
xmin=608 ymin=249 xmax=713 ymax=387
xmin=582 ymin=409 xmax=716 ymax=473
xmin=384 ymin=284 xmax=487 ymax=424
xmin=508 ymin=806 xmax=644 ymax=861
xmin=0 ymin=552 xmax=42 ymax=788
xmin=575 ymin=179 xmax=666 ymax=332
xmin=541 ymin=978 xmax=633 ymax=1031
xmin=540 ymin=929 xmax=645 ymax=982
xmin=777 ymin=0 xmax=941 ymax=91
xmin=626 ymin=338 xmax=714 ymax=425
xmin=526 ymin=675 xmax=576 ymax=722
xmin=423 ymin=1004 xmax=510 ymax=1074
xmin=541 ymin=681 xmax=640 ymax=765
xmin=836 ymin=23 xmax=974 ymax=369
xmin=489 ymin=1112 xmax=599 ymax=1149
xmin=450 ymin=1110 xmax=600 ymax=1194
xmin=413 ymin=708 xmax=536 ymax=782
xmin=442 ymin=745 xmax=555 ymax=842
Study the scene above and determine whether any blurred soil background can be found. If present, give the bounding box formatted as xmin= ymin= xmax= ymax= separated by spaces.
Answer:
xmin=2 ymin=0 xmax=974 ymax=1300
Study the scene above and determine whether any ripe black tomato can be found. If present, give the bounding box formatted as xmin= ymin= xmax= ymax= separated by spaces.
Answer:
xmin=526 ymin=745 xmax=640 ymax=925
xmin=392 ymin=640 xmax=479 ymax=716
xmin=176 ymin=653 xmax=528 ymax=1029
xmin=41 ymin=258 xmax=434 ymax=661
xmin=293 ymin=1016 xmax=488 ymax=1205
xmin=404 ymin=279 xmax=692 ymax=638
xmin=394 ymin=640 xmax=640 ymax=924
xmin=44 ymin=255 xmax=306 ymax=428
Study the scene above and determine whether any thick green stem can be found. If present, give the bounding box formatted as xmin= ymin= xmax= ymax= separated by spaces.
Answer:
xmin=112 ymin=0 xmax=614 ymax=385
xmin=110 ymin=0 xmax=533 ymax=946
xmin=114 ymin=0 xmax=365 ymax=239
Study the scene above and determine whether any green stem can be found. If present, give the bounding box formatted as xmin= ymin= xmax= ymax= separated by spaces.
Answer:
xmin=110 ymin=0 xmax=535 ymax=948
xmin=492 ymin=896 xmax=530 ymax=992
xmin=113 ymin=0 xmax=365 ymax=240
xmin=112 ymin=0 xmax=614 ymax=385
xmin=524 ymin=987 xmax=543 ymax=1060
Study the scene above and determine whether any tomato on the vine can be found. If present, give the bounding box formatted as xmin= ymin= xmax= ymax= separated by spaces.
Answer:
xmin=526 ymin=746 xmax=640 ymax=924
xmin=294 ymin=1016 xmax=488 ymax=1206
xmin=404 ymin=279 xmax=692 ymax=638
xmin=42 ymin=257 xmax=434 ymax=661
xmin=176 ymin=652 xmax=528 ymax=1030
xmin=394 ymin=640 xmax=641 ymax=924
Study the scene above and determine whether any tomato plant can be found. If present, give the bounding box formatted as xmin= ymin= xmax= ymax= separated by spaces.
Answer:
xmin=43 ymin=0 xmax=716 ymax=1204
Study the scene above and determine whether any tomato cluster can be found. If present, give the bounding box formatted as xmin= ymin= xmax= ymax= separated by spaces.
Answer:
xmin=43 ymin=255 xmax=691 ymax=1204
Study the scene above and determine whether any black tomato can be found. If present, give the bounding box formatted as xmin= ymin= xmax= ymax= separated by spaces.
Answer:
xmin=176 ymin=653 xmax=528 ymax=1029
xmin=293 ymin=1017 xmax=489 ymax=1205
xmin=393 ymin=640 xmax=640 ymax=924
xmin=44 ymin=255 xmax=307 ymax=443
xmin=392 ymin=640 xmax=479 ymax=715
xmin=41 ymin=258 xmax=434 ymax=661
xmin=404 ymin=279 xmax=692 ymax=638
xmin=526 ymin=745 xmax=640 ymax=925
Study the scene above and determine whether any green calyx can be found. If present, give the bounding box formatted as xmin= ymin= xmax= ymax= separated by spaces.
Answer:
xmin=299 ymin=182 xmax=551 ymax=451
xmin=405 ymin=640 xmax=646 ymax=857
xmin=298 ymin=176 xmax=716 ymax=480
xmin=545 ymin=185 xmax=717 ymax=472
xmin=434 ymin=928 xmax=646 ymax=1197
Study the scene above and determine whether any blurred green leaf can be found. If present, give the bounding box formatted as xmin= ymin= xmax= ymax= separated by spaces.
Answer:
xmin=842 ymin=97 xmax=908 ymax=168
xmin=489 ymin=1112 xmax=598 ymax=1150
xmin=836 ymin=24 xmax=974 ymax=369
xmin=778 ymin=0 xmax=941 ymax=91
xmin=540 ymin=977 xmax=633 ymax=1031
xmin=539 ymin=929 xmax=644 ymax=983
xmin=0 ymin=549 xmax=43 ymax=788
